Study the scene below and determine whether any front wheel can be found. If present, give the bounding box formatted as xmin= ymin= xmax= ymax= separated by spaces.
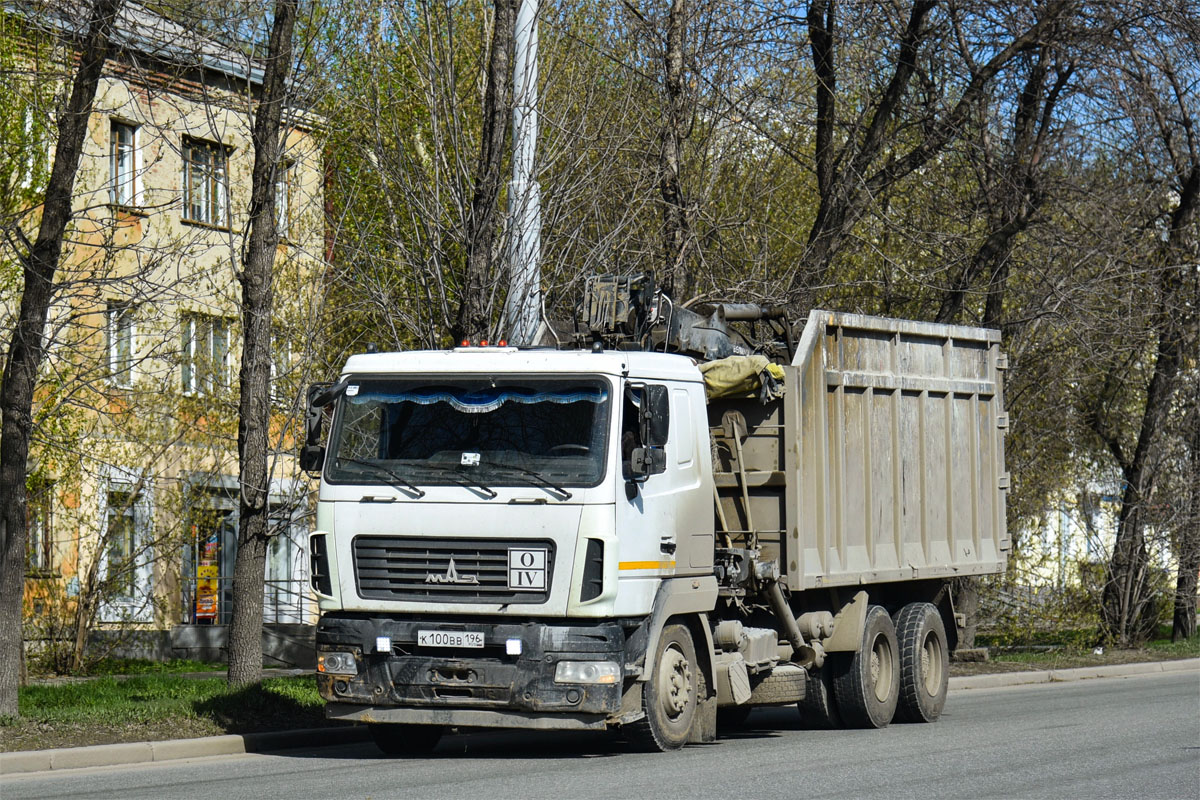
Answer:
xmin=832 ymin=604 xmax=900 ymax=728
xmin=627 ymin=623 xmax=699 ymax=751
xmin=368 ymin=723 xmax=444 ymax=756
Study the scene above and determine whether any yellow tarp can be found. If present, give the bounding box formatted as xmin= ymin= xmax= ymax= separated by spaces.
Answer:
xmin=699 ymin=355 xmax=786 ymax=401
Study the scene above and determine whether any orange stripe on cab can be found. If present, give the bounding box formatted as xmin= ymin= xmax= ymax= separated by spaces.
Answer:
xmin=618 ymin=560 xmax=677 ymax=571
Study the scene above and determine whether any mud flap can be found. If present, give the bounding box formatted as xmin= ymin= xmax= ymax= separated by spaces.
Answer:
xmin=824 ymin=590 xmax=869 ymax=652
xmin=689 ymin=689 xmax=717 ymax=743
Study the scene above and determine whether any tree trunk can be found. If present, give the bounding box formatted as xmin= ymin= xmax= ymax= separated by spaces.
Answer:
xmin=659 ymin=0 xmax=689 ymax=299
xmin=1173 ymin=542 xmax=1200 ymax=642
xmin=453 ymin=0 xmax=517 ymax=343
xmin=1102 ymin=473 xmax=1154 ymax=645
xmin=1171 ymin=383 xmax=1200 ymax=642
xmin=0 ymin=0 xmax=122 ymax=719
xmin=227 ymin=0 xmax=298 ymax=687
xmin=953 ymin=576 xmax=980 ymax=650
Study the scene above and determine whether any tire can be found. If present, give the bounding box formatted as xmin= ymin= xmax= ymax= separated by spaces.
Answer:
xmin=627 ymin=623 xmax=699 ymax=751
xmin=831 ymin=604 xmax=900 ymax=729
xmin=747 ymin=665 xmax=806 ymax=705
xmin=797 ymin=658 xmax=841 ymax=729
xmin=368 ymin=723 xmax=444 ymax=756
xmin=893 ymin=602 xmax=950 ymax=723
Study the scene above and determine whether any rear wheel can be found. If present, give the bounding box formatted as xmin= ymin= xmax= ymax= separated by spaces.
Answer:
xmin=627 ymin=623 xmax=699 ymax=751
xmin=893 ymin=602 xmax=949 ymax=723
xmin=368 ymin=723 xmax=444 ymax=756
xmin=832 ymin=605 xmax=900 ymax=728
xmin=797 ymin=658 xmax=841 ymax=729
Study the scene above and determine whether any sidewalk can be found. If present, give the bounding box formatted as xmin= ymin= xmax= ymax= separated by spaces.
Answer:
xmin=4 ymin=657 xmax=1197 ymax=776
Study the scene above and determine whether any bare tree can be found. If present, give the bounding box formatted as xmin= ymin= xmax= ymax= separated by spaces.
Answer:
xmin=453 ymin=0 xmax=517 ymax=342
xmin=1083 ymin=6 xmax=1199 ymax=645
xmin=788 ymin=0 xmax=1073 ymax=310
xmin=0 ymin=0 xmax=122 ymax=719
xmin=658 ymin=0 xmax=691 ymax=299
xmin=934 ymin=44 xmax=1076 ymax=327
xmin=226 ymin=0 xmax=299 ymax=687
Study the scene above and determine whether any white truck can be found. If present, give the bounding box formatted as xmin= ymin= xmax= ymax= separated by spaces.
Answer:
xmin=303 ymin=276 xmax=1009 ymax=752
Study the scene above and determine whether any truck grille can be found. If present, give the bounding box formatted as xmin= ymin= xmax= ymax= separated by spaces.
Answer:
xmin=352 ymin=536 xmax=554 ymax=604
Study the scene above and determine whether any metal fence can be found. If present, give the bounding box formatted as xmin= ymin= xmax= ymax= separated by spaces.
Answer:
xmin=180 ymin=577 xmax=314 ymax=625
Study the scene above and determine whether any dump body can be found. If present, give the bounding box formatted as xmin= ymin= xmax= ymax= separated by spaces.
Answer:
xmin=710 ymin=310 xmax=1009 ymax=592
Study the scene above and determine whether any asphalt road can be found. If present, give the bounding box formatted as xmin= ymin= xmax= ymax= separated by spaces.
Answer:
xmin=4 ymin=671 xmax=1198 ymax=800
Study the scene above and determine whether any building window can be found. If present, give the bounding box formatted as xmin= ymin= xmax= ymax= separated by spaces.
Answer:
xmin=100 ymin=479 xmax=153 ymax=623
xmin=275 ymin=161 xmax=295 ymax=239
xmin=20 ymin=107 xmax=44 ymax=191
xmin=27 ymin=480 xmax=54 ymax=573
xmin=182 ymin=137 xmax=229 ymax=227
xmin=270 ymin=331 xmax=292 ymax=406
xmin=110 ymin=120 xmax=138 ymax=207
xmin=181 ymin=314 xmax=230 ymax=395
xmin=106 ymin=302 xmax=135 ymax=387
xmin=105 ymin=489 xmax=140 ymax=599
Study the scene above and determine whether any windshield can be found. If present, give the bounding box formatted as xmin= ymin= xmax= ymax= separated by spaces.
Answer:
xmin=326 ymin=377 xmax=611 ymax=489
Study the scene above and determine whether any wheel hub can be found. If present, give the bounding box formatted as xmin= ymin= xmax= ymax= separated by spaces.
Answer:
xmin=658 ymin=646 xmax=692 ymax=718
xmin=870 ymin=634 xmax=894 ymax=704
xmin=921 ymin=631 xmax=943 ymax=696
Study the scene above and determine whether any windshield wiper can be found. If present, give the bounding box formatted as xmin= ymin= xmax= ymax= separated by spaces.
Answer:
xmin=416 ymin=462 xmax=498 ymax=499
xmin=477 ymin=459 xmax=572 ymax=500
xmin=335 ymin=456 xmax=426 ymax=498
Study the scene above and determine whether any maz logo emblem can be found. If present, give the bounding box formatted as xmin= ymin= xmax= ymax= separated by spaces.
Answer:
xmin=425 ymin=556 xmax=479 ymax=585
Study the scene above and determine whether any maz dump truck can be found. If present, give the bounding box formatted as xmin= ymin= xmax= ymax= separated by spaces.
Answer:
xmin=302 ymin=275 xmax=1009 ymax=753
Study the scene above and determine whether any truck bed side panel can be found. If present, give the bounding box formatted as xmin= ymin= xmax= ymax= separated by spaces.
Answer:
xmin=710 ymin=312 xmax=1009 ymax=591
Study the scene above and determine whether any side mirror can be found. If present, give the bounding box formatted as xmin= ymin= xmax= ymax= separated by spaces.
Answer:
xmin=629 ymin=446 xmax=666 ymax=478
xmin=299 ymin=445 xmax=325 ymax=473
xmin=641 ymin=385 xmax=669 ymax=447
xmin=301 ymin=381 xmax=339 ymax=474
xmin=624 ymin=383 xmax=669 ymax=485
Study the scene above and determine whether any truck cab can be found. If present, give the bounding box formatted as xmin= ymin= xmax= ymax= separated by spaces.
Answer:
xmin=309 ymin=347 xmax=718 ymax=749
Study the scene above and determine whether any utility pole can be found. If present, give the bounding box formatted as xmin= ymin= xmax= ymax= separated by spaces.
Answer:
xmin=502 ymin=0 xmax=541 ymax=345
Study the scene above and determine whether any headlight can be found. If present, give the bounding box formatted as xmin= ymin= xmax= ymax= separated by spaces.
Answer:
xmin=554 ymin=660 xmax=620 ymax=684
xmin=317 ymin=650 xmax=358 ymax=675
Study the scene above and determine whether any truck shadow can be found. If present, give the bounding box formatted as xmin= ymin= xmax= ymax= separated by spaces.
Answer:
xmin=279 ymin=707 xmax=806 ymax=761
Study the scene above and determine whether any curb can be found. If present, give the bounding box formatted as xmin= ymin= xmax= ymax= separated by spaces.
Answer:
xmin=1 ymin=725 xmax=371 ymax=777
xmin=4 ymin=658 xmax=1198 ymax=776
xmin=947 ymin=656 xmax=1200 ymax=691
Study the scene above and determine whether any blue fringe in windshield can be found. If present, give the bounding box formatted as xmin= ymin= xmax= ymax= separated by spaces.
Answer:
xmin=348 ymin=386 xmax=608 ymax=414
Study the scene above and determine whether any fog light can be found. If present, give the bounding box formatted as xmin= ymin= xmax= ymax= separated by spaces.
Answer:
xmin=376 ymin=636 xmax=392 ymax=653
xmin=506 ymin=638 xmax=523 ymax=656
xmin=554 ymin=660 xmax=620 ymax=684
xmin=317 ymin=650 xmax=358 ymax=675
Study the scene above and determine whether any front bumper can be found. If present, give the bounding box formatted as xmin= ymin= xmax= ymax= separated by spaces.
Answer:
xmin=316 ymin=613 xmax=626 ymax=718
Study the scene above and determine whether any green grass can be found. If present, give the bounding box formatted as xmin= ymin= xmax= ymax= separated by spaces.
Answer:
xmin=15 ymin=675 xmax=323 ymax=726
xmin=977 ymin=624 xmax=1200 ymax=668
xmin=1145 ymin=628 xmax=1200 ymax=658
xmin=79 ymin=657 xmax=228 ymax=676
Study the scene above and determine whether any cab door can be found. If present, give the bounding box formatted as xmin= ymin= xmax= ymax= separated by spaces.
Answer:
xmin=613 ymin=379 xmax=713 ymax=616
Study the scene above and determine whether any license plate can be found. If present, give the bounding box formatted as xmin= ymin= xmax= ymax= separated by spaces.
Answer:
xmin=417 ymin=630 xmax=484 ymax=649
